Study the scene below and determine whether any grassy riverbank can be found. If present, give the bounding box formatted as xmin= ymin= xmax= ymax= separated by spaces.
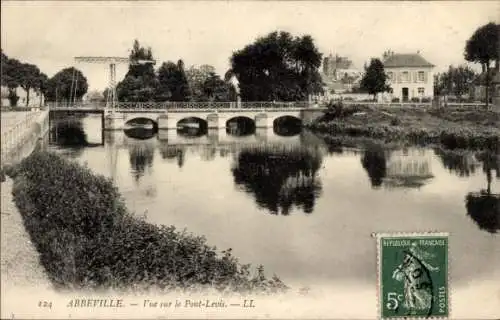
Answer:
xmin=5 ymin=152 xmax=288 ymax=294
xmin=307 ymin=104 xmax=500 ymax=152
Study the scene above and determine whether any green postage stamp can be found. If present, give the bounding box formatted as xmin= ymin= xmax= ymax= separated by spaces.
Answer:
xmin=374 ymin=232 xmax=449 ymax=319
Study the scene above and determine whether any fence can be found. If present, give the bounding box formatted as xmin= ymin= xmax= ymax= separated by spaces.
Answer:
xmin=338 ymin=101 xmax=490 ymax=110
xmin=1 ymin=111 xmax=43 ymax=164
xmin=47 ymin=101 xmax=313 ymax=110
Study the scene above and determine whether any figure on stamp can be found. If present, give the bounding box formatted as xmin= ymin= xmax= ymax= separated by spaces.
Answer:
xmin=391 ymin=243 xmax=438 ymax=313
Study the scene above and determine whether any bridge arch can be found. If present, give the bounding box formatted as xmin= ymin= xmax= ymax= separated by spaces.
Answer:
xmin=226 ymin=116 xmax=256 ymax=136
xmin=177 ymin=116 xmax=208 ymax=137
xmin=273 ymin=115 xmax=302 ymax=136
xmin=124 ymin=117 xmax=158 ymax=130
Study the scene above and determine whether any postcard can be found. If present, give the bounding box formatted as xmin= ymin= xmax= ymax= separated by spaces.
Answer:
xmin=1 ymin=1 xmax=499 ymax=319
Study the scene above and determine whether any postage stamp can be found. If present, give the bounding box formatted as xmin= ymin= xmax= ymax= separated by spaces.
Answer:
xmin=374 ymin=232 xmax=449 ymax=319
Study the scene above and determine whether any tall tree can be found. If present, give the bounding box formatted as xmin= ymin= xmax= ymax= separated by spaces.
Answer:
xmin=360 ymin=58 xmax=391 ymax=100
xmin=230 ymin=31 xmax=324 ymax=101
xmin=464 ymin=22 xmax=500 ymax=107
xmin=117 ymin=39 xmax=157 ymax=102
xmin=46 ymin=67 xmax=88 ymax=103
xmin=156 ymin=60 xmax=191 ymax=102
xmin=18 ymin=63 xmax=41 ymax=106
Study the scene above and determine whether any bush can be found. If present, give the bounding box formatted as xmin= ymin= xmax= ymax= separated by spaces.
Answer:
xmin=391 ymin=98 xmax=400 ymax=103
xmin=410 ymin=97 xmax=420 ymax=102
xmin=11 ymin=151 xmax=288 ymax=293
xmin=421 ymin=97 xmax=431 ymax=103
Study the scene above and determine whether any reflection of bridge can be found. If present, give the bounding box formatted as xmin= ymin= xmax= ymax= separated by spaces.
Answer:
xmin=48 ymin=102 xmax=327 ymax=130
xmin=105 ymin=127 xmax=322 ymax=149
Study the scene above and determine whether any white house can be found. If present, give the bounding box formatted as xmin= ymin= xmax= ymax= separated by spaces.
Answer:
xmin=383 ymin=52 xmax=435 ymax=102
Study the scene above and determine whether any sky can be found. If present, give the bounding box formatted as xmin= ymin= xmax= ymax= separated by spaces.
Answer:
xmin=2 ymin=1 xmax=499 ymax=91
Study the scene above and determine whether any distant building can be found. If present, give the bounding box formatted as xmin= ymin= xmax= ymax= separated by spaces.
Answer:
xmin=1 ymin=85 xmax=45 ymax=108
xmin=321 ymin=54 xmax=363 ymax=96
xmin=383 ymin=52 xmax=435 ymax=102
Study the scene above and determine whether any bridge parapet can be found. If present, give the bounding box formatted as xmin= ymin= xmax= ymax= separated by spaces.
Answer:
xmin=48 ymin=101 xmax=312 ymax=110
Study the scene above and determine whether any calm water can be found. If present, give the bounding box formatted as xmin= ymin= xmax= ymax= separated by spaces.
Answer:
xmin=48 ymin=114 xmax=499 ymax=299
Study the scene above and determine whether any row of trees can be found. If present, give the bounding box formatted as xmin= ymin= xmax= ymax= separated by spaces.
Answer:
xmin=1 ymin=51 xmax=48 ymax=106
xmin=115 ymin=40 xmax=236 ymax=102
xmin=116 ymin=35 xmax=325 ymax=103
xmin=1 ymin=50 xmax=89 ymax=106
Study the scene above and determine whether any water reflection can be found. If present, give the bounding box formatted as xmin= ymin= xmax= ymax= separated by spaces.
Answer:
xmin=464 ymin=152 xmax=500 ymax=233
xmin=361 ymin=146 xmax=434 ymax=190
xmin=124 ymin=128 xmax=156 ymax=140
xmin=49 ymin=118 xmax=99 ymax=158
xmin=126 ymin=137 xmax=155 ymax=182
xmin=361 ymin=145 xmax=387 ymax=188
xmin=159 ymin=144 xmax=186 ymax=168
xmin=434 ymin=148 xmax=482 ymax=177
xmin=231 ymin=146 xmax=323 ymax=215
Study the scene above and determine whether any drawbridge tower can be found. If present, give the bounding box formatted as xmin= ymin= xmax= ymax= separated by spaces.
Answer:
xmin=73 ymin=56 xmax=156 ymax=112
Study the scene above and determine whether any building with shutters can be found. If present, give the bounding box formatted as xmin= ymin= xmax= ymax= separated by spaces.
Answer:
xmin=383 ymin=52 xmax=435 ymax=102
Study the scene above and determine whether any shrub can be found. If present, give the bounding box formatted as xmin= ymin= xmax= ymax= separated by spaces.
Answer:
xmin=410 ymin=97 xmax=420 ymax=102
xmin=421 ymin=97 xmax=432 ymax=103
xmin=391 ymin=98 xmax=400 ymax=103
xmin=11 ymin=151 xmax=288 ymax=293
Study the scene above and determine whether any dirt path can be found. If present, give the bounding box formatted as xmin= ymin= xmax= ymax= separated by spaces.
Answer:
xmin=1 ymin=177 xmax=52 ymax=291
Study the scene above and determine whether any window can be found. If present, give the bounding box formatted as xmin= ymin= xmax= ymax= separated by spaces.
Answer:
xmin=401 ymin=71 xmax=410 ymax=82
xmin=418 ymin=87 xmax=425 ymax=95
xmin=418 ymin=71 xmax=425 ymax=82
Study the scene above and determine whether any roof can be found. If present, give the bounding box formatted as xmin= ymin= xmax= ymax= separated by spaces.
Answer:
xmin=383 ymin=53 xmax=435 ymax=68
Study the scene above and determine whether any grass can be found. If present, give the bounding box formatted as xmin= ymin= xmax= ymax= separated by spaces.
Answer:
xmin=6 ymin=151 xmax=288 ymax=294
xmin=307 ymin=103 xmax=500 ymax=152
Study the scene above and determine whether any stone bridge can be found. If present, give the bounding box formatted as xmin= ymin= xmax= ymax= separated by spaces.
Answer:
xmin=105 ymin=108 xmax=325 ymax=130
xmin=48 ymin=102 xmax=327 ymax=130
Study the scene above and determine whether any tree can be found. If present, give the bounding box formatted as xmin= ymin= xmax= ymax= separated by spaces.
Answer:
xmin=464 ymin=22 xmax=500 ymax=107
xmin=37 ymin=72 xmax=49 ymax=106
xmin=46 ymin=67 xmax=88 ymax=103
xmin=156 ymin=60 xmax=191 ymax=102
xmin=202 ymin=72 xmax=234 ymax=102
xmin=1 ymin=51 xmax=50 ymax=107
xmin=18 ymin=63 xmax=41 ymax=106
xmin=186 ymin=64 xmax=216 ymax=101
xmin=230 ymin=31 xmax=324 ymax=101
xmin=360 ymin=58 xmax=391 ymax=100
xmin=117 ymin=39 xmax=158 ymax=102
xmin=434 ymin=65 xmax=477 ymax=100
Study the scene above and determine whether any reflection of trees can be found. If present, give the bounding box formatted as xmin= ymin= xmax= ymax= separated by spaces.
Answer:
xmin=465 ymin=193 xmax=500 ymax=234
xmin=361 ymin=145 xmax=387 ymax=188
xmin=465 ymin=151 xmax=500 ymax=234
xmin=200 ymin=146 xmax=217 ymax=161
xmin=434 ymin=148 xmax=481 ymax=177
xmin=128 ymin=142 xmax=155 ymax=182
xmin=159 ymin=145 xmax=185 ymax=168
xmin=49 ymin=119 xmax=88 ymax=158
xmin=231 ymin=146 xmax=323 ymax=215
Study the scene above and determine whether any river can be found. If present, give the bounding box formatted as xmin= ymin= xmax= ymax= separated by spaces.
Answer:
xmin=47 ymin=113 xmax=499 ymax=317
